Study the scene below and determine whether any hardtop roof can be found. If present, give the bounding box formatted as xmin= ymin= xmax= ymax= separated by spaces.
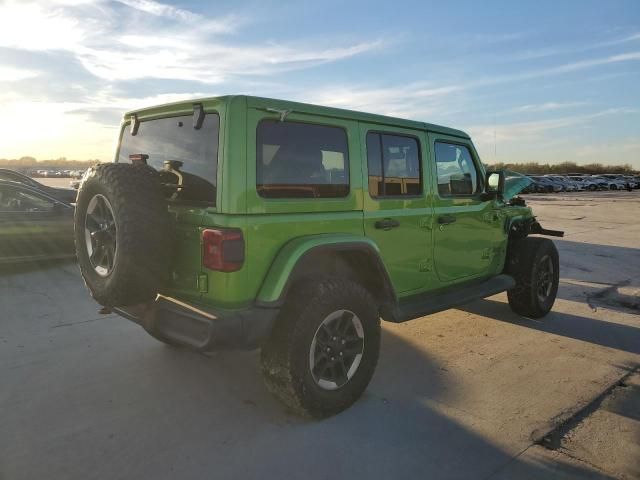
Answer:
xmin=125 ymin=95 xmax=470 ymax=139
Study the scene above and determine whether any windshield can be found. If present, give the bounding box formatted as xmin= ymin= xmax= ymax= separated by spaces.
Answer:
xmin=117 ymin=113 xmax=219 ymax=204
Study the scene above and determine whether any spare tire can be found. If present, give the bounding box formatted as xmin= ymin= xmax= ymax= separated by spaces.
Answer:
xmin=74 ymin=163 xmax=172 ymax=307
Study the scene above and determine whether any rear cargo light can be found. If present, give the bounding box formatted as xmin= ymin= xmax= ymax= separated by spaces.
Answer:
xmin=202 ymin=228 xmax=244 ymax=272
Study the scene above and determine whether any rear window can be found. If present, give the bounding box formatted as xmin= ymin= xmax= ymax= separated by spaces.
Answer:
xmin=256 ymin=120 xmax=349 ymax=198
xmin=118 ymin=113 xmax=219 ymax=203
xmin=366 ymin=132 xmax=422 ymax=197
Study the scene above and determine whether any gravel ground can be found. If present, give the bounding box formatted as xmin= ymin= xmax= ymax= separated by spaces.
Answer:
xmin=1 ymin=191 xmax=638 ymax=480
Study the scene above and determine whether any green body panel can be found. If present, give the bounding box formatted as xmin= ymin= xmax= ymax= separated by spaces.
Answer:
xmin=426 ymin=132 xmax=506 ymax=283
xmin=114 ymin=95 xmax=535 ymax=312
xmin=256 ymin=233 xmax=380 ymax=304
xmin=358 ymin=122 xmax=438 ymax=295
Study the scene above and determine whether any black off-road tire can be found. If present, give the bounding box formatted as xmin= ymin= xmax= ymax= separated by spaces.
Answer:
xmin=74 ymin=163 xmax=172 ymax=307
xmin=261 ymin=277 xmax=381 ymax=418
xmin=507 ymin=237 xmax=559 ymax=319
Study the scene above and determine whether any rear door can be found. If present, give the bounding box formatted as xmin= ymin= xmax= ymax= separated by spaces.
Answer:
xmin=427 ymin=133 xmax=504 ymax=284
xmin=360 ymin=123 xmax=437 ymax=295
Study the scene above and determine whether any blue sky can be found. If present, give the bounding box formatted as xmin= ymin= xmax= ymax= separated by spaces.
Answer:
xmin=0 ymin=0 xmax=639 ymax=167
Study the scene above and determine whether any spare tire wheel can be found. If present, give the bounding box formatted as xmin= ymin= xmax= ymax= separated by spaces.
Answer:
xmin=74 ymin=163 xmax=172 ymax=307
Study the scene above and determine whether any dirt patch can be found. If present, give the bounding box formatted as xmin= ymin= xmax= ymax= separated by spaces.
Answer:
xmin=535 ymin=367 xmax=639 ymax=450
xmin=587 ymin=280 xmax=640 ymax=312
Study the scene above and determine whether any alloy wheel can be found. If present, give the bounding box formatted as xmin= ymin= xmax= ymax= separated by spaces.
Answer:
xmin=84 ymin=194 xmax=117 ymax=277
xmin=309 ymin=309 xmax=365 ymax=390
xmin=536 ymin=254 xmax=554 ymax=304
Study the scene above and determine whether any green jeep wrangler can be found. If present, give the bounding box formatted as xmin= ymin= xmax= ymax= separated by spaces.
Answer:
xmin=74 ymin=95 xmax=562 ymax=418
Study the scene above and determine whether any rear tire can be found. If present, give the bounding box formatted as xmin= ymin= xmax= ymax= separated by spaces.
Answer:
xmin=74 ymin=163 xmax=172 ymax=307
xmin=260 ymin=277 xmax=381 ymax=418
xmin=507 ymin=237 xmax=559 ymax=319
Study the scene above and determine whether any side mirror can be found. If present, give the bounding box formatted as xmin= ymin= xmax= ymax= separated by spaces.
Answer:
xmin=481 ymin=171 xmax=505 ymax=201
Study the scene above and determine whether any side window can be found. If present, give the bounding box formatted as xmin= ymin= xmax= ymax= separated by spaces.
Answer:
xmin=366 ymin=132 xmax=422 ymax=197
xmin=256 ymin=120 xmax=349 ymax=198
xmin=0 ymin=186 xmax=55 ymax=213
xmin=434 ymin=142 xmax=479 ymax=196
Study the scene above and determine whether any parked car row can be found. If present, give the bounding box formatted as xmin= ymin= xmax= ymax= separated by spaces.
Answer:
xmin=31 ymin=169 xmax=86 ymax=178
xmin=522 ymin=173 xmax=640 ymax=193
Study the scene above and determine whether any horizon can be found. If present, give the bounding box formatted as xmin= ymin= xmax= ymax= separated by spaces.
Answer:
xmin=0 ymin=1 xmax=639 ymax=168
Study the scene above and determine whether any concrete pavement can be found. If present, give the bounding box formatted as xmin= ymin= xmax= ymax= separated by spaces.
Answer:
xmin=1 ymin=191 xmax=638 ymax=479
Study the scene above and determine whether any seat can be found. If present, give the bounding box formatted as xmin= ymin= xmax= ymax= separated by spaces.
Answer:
xmin=264 ymin=146 xmax=327 ymax=185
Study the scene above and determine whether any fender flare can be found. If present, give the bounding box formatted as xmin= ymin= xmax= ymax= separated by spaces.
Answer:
xmin=255 ymin=234 xmax=397 ymax=308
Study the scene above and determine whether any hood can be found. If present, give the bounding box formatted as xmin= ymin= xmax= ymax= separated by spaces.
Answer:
xmin=503 ymin=170 xmax=533 ymax=201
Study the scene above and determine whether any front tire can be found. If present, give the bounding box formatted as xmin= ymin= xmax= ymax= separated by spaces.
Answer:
xmin=507 ymin=237 xmax=559 ymax=319
xmin=260 ymin=277 xmax=381 ymax=418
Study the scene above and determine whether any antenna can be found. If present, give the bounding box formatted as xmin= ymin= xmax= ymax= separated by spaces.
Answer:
xmin=493 ymin=115 xmax=497 ymax=163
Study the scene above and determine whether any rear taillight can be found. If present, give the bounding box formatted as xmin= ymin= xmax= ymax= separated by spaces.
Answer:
xmin=202 ymin=228 xmax=244 ymax=272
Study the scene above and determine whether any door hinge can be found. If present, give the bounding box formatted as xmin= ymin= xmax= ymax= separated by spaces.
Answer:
xmin=418 ymin=259 xmax=432 ymax=272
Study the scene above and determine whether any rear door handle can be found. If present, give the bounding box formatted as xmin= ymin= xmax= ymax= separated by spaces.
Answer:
xmin=438 ymin=214 xmax=456 ymax=225
xmin=375 ymin=218 xmax=400 ymax=230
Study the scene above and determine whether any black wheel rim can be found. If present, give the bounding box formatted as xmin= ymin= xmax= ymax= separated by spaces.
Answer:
xmin=536 ymin=254 xmax=554 ymax=303
xmin=309 ymin=310 xmax=365 ymax=391
xmin=84 ymin=194 xmax=117 ymax=277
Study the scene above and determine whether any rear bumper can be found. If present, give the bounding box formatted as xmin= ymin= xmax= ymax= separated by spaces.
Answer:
xmin=113 ymin=296 xmax=278 ymax=351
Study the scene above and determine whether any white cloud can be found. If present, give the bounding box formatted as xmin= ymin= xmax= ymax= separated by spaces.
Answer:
xmin=513 ymin=102 xmax=589 ymax=113
xmin=505 ymin=31 xmax=640 ymax=62
xmin=298 ymin=82 xmax=463 ymax=120
xmin=0 ymin=1 xmax=638 ymax=165
xmin=470 ymin=108 xmax=636 ymax=142
xmin=114 ymin=0 xmax=200 ymax=22
xmin=466 ymin=108 xmax=639 ymax=164
xmin=0 ymin=0 xmax=381 ymax=84
xmin=575 ymin=138 xmax=640 ymax=159
xmin=0 ymin=66 xmax=40 ymax=82
xmin=0 ymin=98 xmax=114 ymax=159
xmin=550 ymin=52 xmax=640 ymax=74
xmin=299 ymin=51 xmax=640 ymax=122
xmin=0 ymin=2 xmax=90 ymax=51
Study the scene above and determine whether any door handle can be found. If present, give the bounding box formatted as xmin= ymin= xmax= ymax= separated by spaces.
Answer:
xmin=438 ymin=214 xmax=456 ymax=225
xmin=375 ymin=218 xmax=400 ymax=230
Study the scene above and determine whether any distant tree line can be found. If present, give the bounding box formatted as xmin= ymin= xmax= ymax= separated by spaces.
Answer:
xmin=486 ymin=161 xmax=638 ymax=175
xmin=0 ymin=157 xmax=100 ymax=173
xmin=1 ymin=156 xmax=638 ymax=175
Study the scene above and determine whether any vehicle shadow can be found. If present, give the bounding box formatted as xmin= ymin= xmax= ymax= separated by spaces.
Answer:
xmin=549 ymin=239 xmax=640 ymax=315
xmin=1 ymin=260 xmax=618 ymax=479
xmin=1 ymin=318 xmax=612 ymax=480
xmin=459 ymin=298 xmax=640 ymax=356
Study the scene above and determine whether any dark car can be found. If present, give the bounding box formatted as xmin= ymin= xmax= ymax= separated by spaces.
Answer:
xmin=0 ymin=169 xmax=77 ymax=204
xmin=527 ymin=176 xmax=555 ymax=192
xmin=0 ymin=180 xmax=75 ymax=264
